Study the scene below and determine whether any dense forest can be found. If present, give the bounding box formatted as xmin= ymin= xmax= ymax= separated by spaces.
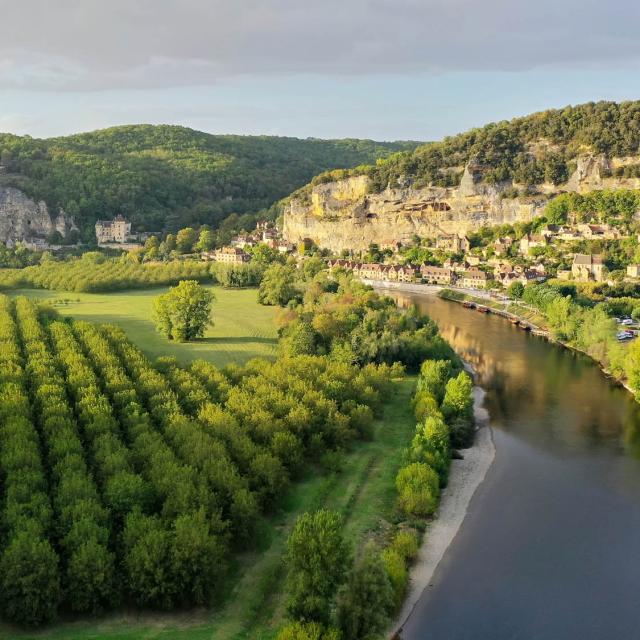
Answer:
xmin=0 ymin=126 xmax=417 ymax=239
xmin=293 ymin=101 xmax=640 ymax=194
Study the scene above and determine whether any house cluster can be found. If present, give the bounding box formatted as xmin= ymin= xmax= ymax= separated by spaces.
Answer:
xmin=518 ymin=223 xmax=626 ymax=256
xmin=329 ymin=257 xmax=547 ymax=290
xmin=229 ymin=222 xmax=294 ymax=254
xmin=203 ymin=221 xmax=294 ymax=264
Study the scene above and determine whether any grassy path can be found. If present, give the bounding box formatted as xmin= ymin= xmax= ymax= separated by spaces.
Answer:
xmin=1 ymin=377 xmax=416 ymax=640
xmin=8 ymin=286 xmax=278 ymax=366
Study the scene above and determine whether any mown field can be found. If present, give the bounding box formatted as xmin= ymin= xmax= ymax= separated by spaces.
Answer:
xmin=9 ymin=286 xmax=278 ymax=367
xmin=0 ymin=376 xmax=416 ymax=640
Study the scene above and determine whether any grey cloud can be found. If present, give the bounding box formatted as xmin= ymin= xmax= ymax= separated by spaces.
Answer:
xmin=0 ymin=0 xmax=638 ymax=90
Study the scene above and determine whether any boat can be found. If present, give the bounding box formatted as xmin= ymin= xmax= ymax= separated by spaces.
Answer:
xmin=519 ymin=323 xmax=531 ymax=331
xmin=462 ymin=301 xmax=475 ymax=309
xmin=476 ymin=305 xmax=489 ymax=313
xmin=509 ymin=317 xmax=520 ymax=325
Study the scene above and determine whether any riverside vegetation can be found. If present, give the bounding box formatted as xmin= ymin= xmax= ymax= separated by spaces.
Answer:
xmin=276 ymin=355 xmax=474 ymax=640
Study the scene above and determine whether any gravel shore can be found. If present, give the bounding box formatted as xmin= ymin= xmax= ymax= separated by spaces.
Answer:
xmin=392 ymin=386 xmax=496 ymax=636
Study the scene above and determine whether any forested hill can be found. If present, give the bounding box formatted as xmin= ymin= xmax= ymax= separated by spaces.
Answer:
xmin=0 ymin=125 xmax=418 ymax=238
xmin=304 ymin=100 xmax=640 ymax=193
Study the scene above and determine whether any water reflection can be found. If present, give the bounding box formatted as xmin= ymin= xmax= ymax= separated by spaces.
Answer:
xmin=385 ymin=290 xmax=640 ymax=640
xmin=388 ymin=290 xmax=640 ymax=457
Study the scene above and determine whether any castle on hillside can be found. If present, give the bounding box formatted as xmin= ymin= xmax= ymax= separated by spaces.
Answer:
xmin=95 ymin=215 xmax=131 ymax=244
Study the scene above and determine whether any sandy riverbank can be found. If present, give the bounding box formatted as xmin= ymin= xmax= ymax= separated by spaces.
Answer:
xmin=392 ymin=385 xmax=496 ymax=637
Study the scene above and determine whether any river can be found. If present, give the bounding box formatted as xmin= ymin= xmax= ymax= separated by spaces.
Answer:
xmin=387 ymin=291 xmax=640 ymax=640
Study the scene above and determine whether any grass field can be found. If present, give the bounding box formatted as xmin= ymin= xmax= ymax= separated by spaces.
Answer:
xmin=9 ymin=286 xmax=278 ymax=367
xmin=0 ymin=376 xmax=416 ymax=640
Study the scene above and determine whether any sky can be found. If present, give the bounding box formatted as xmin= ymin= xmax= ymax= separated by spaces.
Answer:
xmin=1 ymin=0 xmax=639 ymax=141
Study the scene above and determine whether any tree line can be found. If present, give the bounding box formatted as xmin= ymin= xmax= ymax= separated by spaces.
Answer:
xmin=276 ymin=356 xmax=475 ymax=640
xmin=295 ymin=100 xmax=640 ymax=194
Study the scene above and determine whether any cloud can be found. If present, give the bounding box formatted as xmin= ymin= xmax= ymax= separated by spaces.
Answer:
xmin=0 ymin=0 xmax=638 ymax=91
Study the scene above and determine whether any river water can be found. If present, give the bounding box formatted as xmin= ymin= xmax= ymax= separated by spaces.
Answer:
xmin=387 ymin=291 xmax=640 ymax=640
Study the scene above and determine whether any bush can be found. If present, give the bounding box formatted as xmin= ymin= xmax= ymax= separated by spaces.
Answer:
xmin=381 ymin=548 xmax=408 ymax=610
xmin=411 ymin=415 xmax=451 ymax=485
xmin=395 ymin=462 xmax=440 ymax=517
xmin=390 ymin=529 xmax=420 ymax=563
xmin=417 ymin=359 xmax=452 ymax=402
xmin=441 ymin=372 xmax=475 ymax=448
xmin=276 ymin=622 xmax=341 ymax=640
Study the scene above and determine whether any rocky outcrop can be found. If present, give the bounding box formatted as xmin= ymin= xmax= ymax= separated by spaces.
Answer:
xmin=284 ymin=172 xmax=545 ymax=253
xmin=566 ymin=154 xmax=611 ymax=192
xmin=0 ymin=187 xmax=76 ymax=243
xmin=283 ymin=154 xmax=640 ymax=252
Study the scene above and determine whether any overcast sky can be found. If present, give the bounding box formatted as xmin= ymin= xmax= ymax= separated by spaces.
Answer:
xmin=1 ymin=0 xmax=639 ymax=140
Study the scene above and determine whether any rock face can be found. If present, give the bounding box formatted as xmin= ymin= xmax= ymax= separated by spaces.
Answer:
xmin=0 ymin=187 xmax=76 ymax=243
xmin=283 ymin=154 xmax=640 ymax=252
xmin=284 ymin=172 xmax=544 ymax=253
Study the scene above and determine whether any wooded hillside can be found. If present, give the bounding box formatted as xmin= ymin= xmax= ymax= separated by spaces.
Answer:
xmin=0 ymin=126 xmax=417 ymax=239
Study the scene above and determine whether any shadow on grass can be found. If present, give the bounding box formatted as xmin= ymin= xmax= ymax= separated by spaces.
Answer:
xmin=199 ymin=336 xmax=277 ymax=345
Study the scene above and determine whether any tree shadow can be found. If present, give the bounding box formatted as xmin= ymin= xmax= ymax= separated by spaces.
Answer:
xmin=199 ymin=336 xmax=277 ymax=345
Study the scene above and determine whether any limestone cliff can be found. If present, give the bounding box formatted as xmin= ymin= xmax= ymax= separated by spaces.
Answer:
xmin=0 ymin=187 xmax=76 ymax=243
xmin=283 ymin=154 xmax=640 ymax=252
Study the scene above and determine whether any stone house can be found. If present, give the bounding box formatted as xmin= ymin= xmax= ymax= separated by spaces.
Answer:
xmin=571 ymin=254 xmax=605 ymax=282
xmin=436 ymin=234 xmax=470 ymax=253
xmin=420 ymin=265 xmax=455 ymax=285
xmin=397 ymin=265 xmax=419 ymax=282
xmin=208 ymin=247 xmax=250 ymax=264
xmin=627 ymin=264 xmax=640 ymax=279
xmin=519 ymin=233 xmax=548 ymax=255
xmin=95 ymin=215 xmax=131 ymax=244
xmin=460 ymin=267 xmax=493 ymax=289
xmin=493 ymin=237 xmax=514 ymax=257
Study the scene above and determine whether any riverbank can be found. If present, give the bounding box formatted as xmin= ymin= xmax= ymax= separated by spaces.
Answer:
xmin=392 ymin=386 xmax=496 ymax=637
xmin=437 ymin=287 xmax=639 ymax=398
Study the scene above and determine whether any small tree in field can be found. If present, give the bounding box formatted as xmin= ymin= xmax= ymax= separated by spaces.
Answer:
xmin=153 ymin=280 xmax=214 ymax=342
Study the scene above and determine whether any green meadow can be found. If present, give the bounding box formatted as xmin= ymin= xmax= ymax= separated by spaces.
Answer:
xmin=9 ymin=286 xmax=279 ymax=367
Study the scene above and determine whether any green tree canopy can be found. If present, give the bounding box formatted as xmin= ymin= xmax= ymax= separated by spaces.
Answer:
xmin=286 ymin=510 xmax=351 ymax=624
xmin=153 ymin=280 xmax=214 ymax=342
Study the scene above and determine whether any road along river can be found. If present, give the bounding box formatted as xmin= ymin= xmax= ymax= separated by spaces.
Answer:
xmin=386 ymin=290 xmax=640 ymax=640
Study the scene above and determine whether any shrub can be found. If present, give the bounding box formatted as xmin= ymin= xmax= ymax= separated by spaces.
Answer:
xmin=285 ymin=510 xmax=351 ymax=624
xmin=381 ymin=548 xmax=408 ymax=610
xmin=395 ymin=462 xmax=440 ymax=517
xmin=441 ymin=372 xmax=475 ymax=448
xmin=276 ymin=622 xmax=341 ymax=640
xmin=390 ymin=529 xmax=419 ymax=563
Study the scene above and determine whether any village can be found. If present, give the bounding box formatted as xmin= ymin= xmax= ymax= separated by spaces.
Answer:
xmin=92 ymin=215 xmax=640 ymax=294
